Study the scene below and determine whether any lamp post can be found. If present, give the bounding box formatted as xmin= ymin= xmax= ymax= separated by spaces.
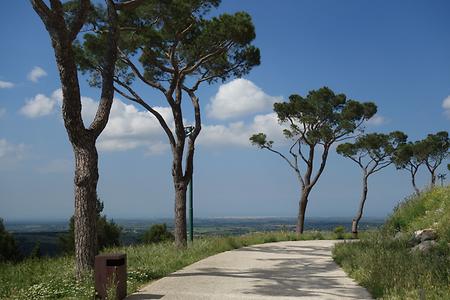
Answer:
xmin=184 ymin=126 xmax=195 ymax=243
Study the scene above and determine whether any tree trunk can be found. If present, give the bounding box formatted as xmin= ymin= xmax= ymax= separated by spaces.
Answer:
xmin=431 ymin=170 xmax=436 ymax=187
xmin=173 ymin=179 xmax=187 ymax=248
xmin=411 ymin=171 xmax=420 ymax=195
xmin=296 ymin=187 xmax=311 ymax=234
xmin=352 ymin=174 xmax=369 ymax=239
xmin=73 ymin=139 xmax=99 ymax=277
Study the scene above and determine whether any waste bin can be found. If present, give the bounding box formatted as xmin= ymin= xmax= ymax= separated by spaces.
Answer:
xmin=94 ymin=253 xmax=127 ymax=300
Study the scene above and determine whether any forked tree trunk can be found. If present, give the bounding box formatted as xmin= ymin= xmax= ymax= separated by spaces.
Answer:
xmin=297 ymin=187 xmax=311 ymax=234
xmin=352 ymin=174 xmax=369 ymax=239
xmin=73 ymin=139 xmax=99 ymax=277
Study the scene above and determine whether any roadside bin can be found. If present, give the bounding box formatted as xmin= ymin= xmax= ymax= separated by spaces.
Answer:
xmin=94 ymin=253 xmax=127 ymax=299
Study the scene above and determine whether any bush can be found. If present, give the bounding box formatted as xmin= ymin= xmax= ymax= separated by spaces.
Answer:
xmin=141 ymin=224 xmax=174 ymax=244
xmin=59 ymin=198 xmax=122 ymax=253
xmin=0 ymin=218 xmax=21 ymax=262
xmin=333 ymin=226 xmax=346 ymax=239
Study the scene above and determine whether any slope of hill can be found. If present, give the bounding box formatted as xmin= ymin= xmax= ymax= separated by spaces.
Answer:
xmin=333 ymin=186 xmax=450 ymax=299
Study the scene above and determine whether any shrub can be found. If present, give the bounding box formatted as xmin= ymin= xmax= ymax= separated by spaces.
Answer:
xmin=333 ymin=226 xmax=346 ymax=239
xmin=141 ymin=224 xmax=174 ymax=244
xmin=59 ymin=198 xmax=122 ymax=253
xmin=0 ymin=218 xmax=21 ymax=262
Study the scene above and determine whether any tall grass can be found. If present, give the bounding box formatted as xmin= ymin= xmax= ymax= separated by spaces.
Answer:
xmin=1 ymin=230 xmax=340 ymax=299
xmin=333 ymin=186 xmax=450 ymax=299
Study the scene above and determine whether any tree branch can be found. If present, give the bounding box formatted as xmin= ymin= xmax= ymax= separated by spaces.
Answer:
xmin=118 ymin=50 xmax=168 ymax=95
xmin=309 ymin=145 xmax=330 ymax=188
xmin=114 ymin=78 xmax=176 ymax=148
xmin=262 ymin=146 xmax=304 ymax=187
xmin=89 ymin=0 xmax=118 ymax=137
xmin=68 ymin=0 xmax=90 ymax=41
xmin=114 ymin=0 xmax=145 ymax=11
xmin=181 ymin=41 xmax=231 ymax=75
xmin=30 ymin=0 xmax=53 ymax=23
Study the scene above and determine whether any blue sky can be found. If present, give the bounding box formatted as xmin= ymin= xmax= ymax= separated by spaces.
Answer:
xmin=0 ymin=0 xmax=449 ymax=222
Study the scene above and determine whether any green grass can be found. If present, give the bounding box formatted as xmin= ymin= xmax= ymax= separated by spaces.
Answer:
xmin=333 ymin=186 xmax=450 ymax=299
xmin=1 ymin=230 xmax=343 ymax=299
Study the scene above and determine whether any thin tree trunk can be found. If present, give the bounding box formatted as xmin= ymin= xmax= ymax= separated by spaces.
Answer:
xmin=411 ymin=170 xmax=420 ymax=195
xmin=431 ymin=170 xmax=436 ymax=187
xmin=174 ymin=179 xmax=187 ymax=248
xmin=352 ymin=174 xmax=369 ymax=238
xmin=73 ymin=139 xmax=99 ymax=277
xmin=297 ymin=187 xmax=311 ymax=234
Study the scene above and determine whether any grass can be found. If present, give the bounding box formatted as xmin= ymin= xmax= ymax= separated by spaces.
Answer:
xmin=332 ymin=186 xmax=450 ymax=299
xmin=1 ymin=229 xmax=344 ymax=299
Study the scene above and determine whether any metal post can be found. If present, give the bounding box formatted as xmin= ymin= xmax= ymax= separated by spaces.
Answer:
xmin=188 ymin=175 xmax=193 ymax=242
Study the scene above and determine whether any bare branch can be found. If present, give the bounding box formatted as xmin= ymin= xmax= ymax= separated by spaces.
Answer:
xmin=309 ymin=145 xmax=330 ymax=188
xmin=371 ymin=161 xmax=392 ymax=174
xmin=262 ymin=146 xmax=304 ymax=187
xmin=114 ymin=0 xmax=145 ymax=11
xmin=118 ymin=50 xmax=168 ymax=94
xmin=114 ymin=78 xmax=176 ymax=148
xmin=297 ymin=141 xmax=309 ymax=165
xmin=30 ymin=0 xmax=53 ymax=22
xmin=181 ymin=41 xmax=231 ymax=75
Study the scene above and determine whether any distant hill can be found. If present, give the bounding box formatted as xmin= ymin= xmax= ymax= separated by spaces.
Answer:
xmin=9 ymin=217 xmax=384 ymax=257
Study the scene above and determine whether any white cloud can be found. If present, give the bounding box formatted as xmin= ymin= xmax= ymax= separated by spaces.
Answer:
xmin=199 ymin=112 xmax=286 ymax=148
xmin=207 ymin=79 xmax=281 ymax=120
xmin=443 ymin=96 xmax=450 ymax=119
xmin=0 ymin=80 xmax=14 ymax=89
xmin=27 ymin=66 xmax=47 ymax=83
xmin=21 ymin=89 xmax=174 ymax=153
xmin=0 ymin=139 xmax=26 ymax=162
xmin=97 ymin=100 xmax=173 ymax=152
xmin=20 ymin=93 xmax=56 ymax=118
xmin=366 ymin=114 xmax=387 ymax=126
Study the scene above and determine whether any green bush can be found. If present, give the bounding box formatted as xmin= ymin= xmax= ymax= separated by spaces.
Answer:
xmin=0 ymin=218 xmax=21 ymax=262
xmin=59 ymin=198 xmax=122 ymax=253
xmin=333 ymin=226 xmax=346 ymax=239
xmin=141 ymin=223 xmax=174 ymax=244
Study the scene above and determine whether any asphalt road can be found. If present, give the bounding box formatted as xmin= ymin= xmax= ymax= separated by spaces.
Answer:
xmin=126 ymin=240 xmax=372 ymax=300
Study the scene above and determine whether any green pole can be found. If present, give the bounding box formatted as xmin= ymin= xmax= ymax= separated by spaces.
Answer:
xmin=188 ymin=175 xmax=193 ymax=242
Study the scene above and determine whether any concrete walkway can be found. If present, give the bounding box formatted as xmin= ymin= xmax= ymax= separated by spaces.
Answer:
xmin=126 ymin=240 xmax=372 ymax=300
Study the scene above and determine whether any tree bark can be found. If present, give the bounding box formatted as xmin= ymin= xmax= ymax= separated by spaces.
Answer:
xmin=352 ymin=174 xmax=369 ymax=238
xmin=31 ymin=0 xmax=119 ymax=278
xmin=411 ymin=169 xmax=420 ymax=195
xmin=173 ymin=178 xmax=187 ymax=248
xmin=297 ymin=187 xmax=311 ymax=234
xmin=73 ymin=139 xmax=99 ymax=277
xmin=430 ymin=170 xmax=436 ymax=187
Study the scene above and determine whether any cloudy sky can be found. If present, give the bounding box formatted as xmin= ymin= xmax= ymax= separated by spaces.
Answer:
xmin=1 ymin=0 xmax=449 ymax=222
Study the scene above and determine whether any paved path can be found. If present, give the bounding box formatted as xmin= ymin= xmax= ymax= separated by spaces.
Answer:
xmin=126 ymin=240 xmax=372 ymax=300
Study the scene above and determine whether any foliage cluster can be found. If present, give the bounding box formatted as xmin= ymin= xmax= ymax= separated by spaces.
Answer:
xmin=141 ymin=223 xmax=174 ymax=244
xmin=333 ymin=186 xmax=450 ymax=299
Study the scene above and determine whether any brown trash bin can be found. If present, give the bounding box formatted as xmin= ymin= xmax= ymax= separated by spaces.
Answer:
xmin=94 ymin=253 xmax=127 ymax=299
